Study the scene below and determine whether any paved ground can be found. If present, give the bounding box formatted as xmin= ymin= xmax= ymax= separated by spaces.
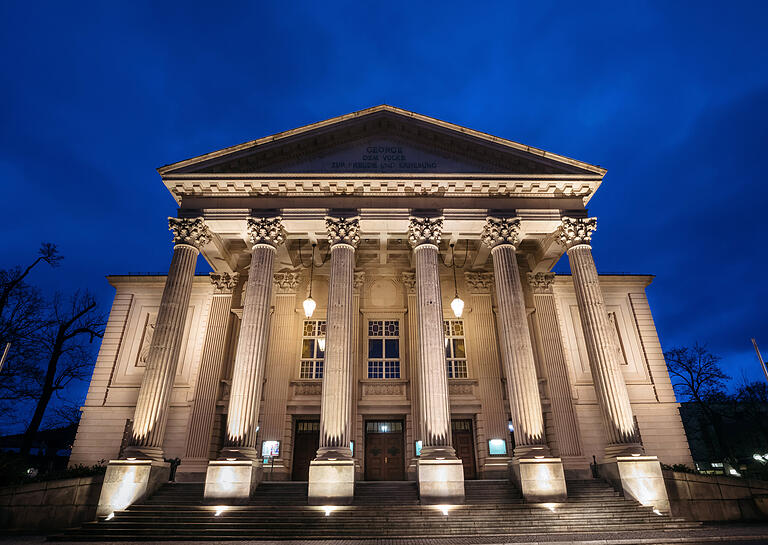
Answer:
xmin=3 ymin=524 xmax=768 ymax=545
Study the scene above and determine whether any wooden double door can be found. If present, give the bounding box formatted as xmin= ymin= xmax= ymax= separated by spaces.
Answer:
xmin=365 ymin=420 xmax=405 ymax=481
xmin=291 ymin=420 xmax=319 ymax=481
xmin=451 ymin=419 xmax=477 ymax=480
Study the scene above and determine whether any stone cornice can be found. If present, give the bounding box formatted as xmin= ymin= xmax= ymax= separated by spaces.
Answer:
xmin=210 ymin=272 xmax=239 ymax=294
xmin=326 ymin=216 xmax=361 ymax=248
xmin=169 ymin=217 xmax=211 ymax=249
xmin=408 ymin=216 xmax=443 ymax=248
xmin=464 ymin=272 xmax=494 ymax=294
xmin=246 ymin=216 xmax=286 ymax=247
xmin=558 ymin=217 xmax=597 ymax=249
xmin=481 ymin=216 xmax=521 ymax=249
xmin=162 ymin=173 xmax=601 ymax=205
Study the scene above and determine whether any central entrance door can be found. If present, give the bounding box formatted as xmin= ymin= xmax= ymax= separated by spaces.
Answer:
xmin=291 ymin=420 xmax=319 ymax=481
xmin=451 ymin=419 xmax=477 ymax=480
xmin=365 ymin=420 xmax=405 ymax=481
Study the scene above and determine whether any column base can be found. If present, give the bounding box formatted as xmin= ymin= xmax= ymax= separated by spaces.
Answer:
xmin=203 ymin=459 xmax=262 ymax=504
xmin=509 ymin=457 xmax=567 ymax=503
xmin=97 ymin=460 xmax=170 ymax=516
xmin=599 ymin=455 xmax=670 ymax=513
xmin=417 ymin=458 xmax=465 ymax=504
xmin=121 ymin=445 xmax=165 ymax=462
xmin=308 ymin=459 xmax=355 ymax=505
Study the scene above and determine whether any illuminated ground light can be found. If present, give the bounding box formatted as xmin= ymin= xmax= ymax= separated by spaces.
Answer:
xmin=542 ymin=503 xmax=557 ymax=512
xmin=323 ymin=506 xmax=336 ymax=516
xmin=105 ymin=512 xmax=115 ymax=521
xmin=653 ymin=509 xmax=663 ymax=516
xmin=214 ymin=506 xmax=227 ymax=517
xmin=434 ymin=505 xmax=453 ymax=516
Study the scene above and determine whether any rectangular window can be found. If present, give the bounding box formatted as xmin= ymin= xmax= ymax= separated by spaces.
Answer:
xmin=367 ymin=319 xmax=400 ymax=378
xmin=444 ymin=319 xmax=468 ymax=378
xmin=300 ymin=320 xmax=326 ymax=379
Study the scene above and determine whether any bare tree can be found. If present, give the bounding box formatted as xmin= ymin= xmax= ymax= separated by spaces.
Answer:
xmin=665 ymin=343 xmax=733 ymax=460
xmin=20 ymin=291 xmax=105 ymax=454
xmin=0 ymin=244 xmax=61 ymax=409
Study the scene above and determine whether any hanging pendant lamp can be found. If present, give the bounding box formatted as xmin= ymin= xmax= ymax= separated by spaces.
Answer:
xmin=303 ymin=243 xmax=317 ymax=318
xmin=449 ymin=243 xmax=464 ymax=318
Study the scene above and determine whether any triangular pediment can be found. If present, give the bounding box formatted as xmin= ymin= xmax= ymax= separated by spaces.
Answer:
xmin=158 ymin=105 xmax=605 ymax=176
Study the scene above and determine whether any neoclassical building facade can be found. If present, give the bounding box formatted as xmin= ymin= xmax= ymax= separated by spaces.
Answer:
xmin=70 ymin=106 xmax=691 ymax=510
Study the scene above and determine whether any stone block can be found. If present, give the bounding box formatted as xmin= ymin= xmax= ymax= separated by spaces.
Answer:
xmin=204 ymin=459 xmax=261 ymax=504
xmin=663 ymin=475 xmax=691 ymax=500
xmin=510 ymin=457 xmax=567 ymax=502
xmin=308 ymin=459 xmax=355 ymax=505
xmin=97 ymin=459 xmax=170 ymax=516
xmin=44 ymin=482 xmax=78 ymax=505
xmin=417 ymin=458 xmax=465 ymax=505
xmin=600 ymin=455 xmax=670 ymax=513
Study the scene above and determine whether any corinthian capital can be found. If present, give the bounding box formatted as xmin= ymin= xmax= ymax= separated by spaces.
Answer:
xmin=401 ymin=271 xmax=416 ymax=294
xmin=481 ymin=216 xmax=521 ymax=249
xmin=558 ymin=217 xmax=597 ymax=249
xmin=527 ymin=272 xmax=555 ymax=294
xmin=210 ymin=272 xmax=239 ymax=294
xmin=247 ymin=216 xmax=285 ymax=247
xmin=273 ymin=271 xmax=302 ymax=294
xmin=326 ymin=216 xmax=361 ymax=248
xmin=408 ymin=216 xmax=443 ymax=248
xmin=464 ymin=272 xmax=494 ymax=294
xmin=169 ymin=217 xmax=211 ymax=249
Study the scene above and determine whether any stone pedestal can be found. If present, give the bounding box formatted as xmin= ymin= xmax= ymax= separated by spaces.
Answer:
xmin=509 ymin=457 xmax=568 ymax=503
xmin=307 ymin=460 xmax=355 ymax=505
xmin=97 ymin=460 xmax=170 ymax=516
xmin=203 ymin=460 xmax=262 ymax=504
xmin=599 ymin=455 xmax=670 ymax=513
xmin=417 ymin=458 xmax=465 ymax=504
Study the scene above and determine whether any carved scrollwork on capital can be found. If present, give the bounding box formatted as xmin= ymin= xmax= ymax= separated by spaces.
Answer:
xmin=273 ymin=271 xmax=302 ymax=294
xmin=527 ymin=272 xmax=555 ymax=294
xmin=210 ymin=272 xmax=239 ymax=294
xmin=326 ymin=216 xmax=361 ymax=248
xmin=464 ymin=272 xmax=494 ymax=294
xmin=169 ymin=217 xmax=212 ymax=249
xmin=481 ymin=216 xmax=521 ymax=249
xmin=246 ymin=216 xmax=286 ymax=248
xmin=558 ymin=217 xmax=597 ymax=249
xmin=401 ymin=271 xmax=416 ymax=294
xmin=353 ymin=271 xmax=366 ymax=293
xmin=408 ymin=216 xmax=443 ymax=248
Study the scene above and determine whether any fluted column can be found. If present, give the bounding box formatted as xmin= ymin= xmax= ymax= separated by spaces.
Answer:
xmin=183 ymin=273 xmax=238 ymax=467
xmin=220 ymin=217 xmax=285 ymax=460
xmin=558 ymin=217 xmax=642 ymax=457
xmin=481 ymin=217 xmax=549 ymax=458
xmin=408 ymin=216 xmax=455 ymax=459
xmin=316 ymin=216 xmax=359 ymax=460
xmin=125 ymin=217 xmax=211 ymax=461
xmin=528 ymin=272 xmax=582 ymax=457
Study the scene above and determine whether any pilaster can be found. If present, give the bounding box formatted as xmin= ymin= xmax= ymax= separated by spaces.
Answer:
xmin=179 ymin=272 xmax=238 ymax=479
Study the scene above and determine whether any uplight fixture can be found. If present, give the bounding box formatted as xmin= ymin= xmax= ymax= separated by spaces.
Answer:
xmin=303 ymin=243 xmax=318 ymax=318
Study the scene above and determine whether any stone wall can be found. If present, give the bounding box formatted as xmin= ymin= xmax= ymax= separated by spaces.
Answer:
xmin=664 ymin=470 xmax=768 ymax=521
xmin=0 ymin=475 xmax=103 ymax=531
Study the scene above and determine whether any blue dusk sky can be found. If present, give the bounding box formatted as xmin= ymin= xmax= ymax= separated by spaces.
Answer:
xmin=1 ymin=1 xmax=766 ymax=430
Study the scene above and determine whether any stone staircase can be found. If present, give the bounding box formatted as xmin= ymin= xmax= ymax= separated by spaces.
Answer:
xmin=54 ymin=478 xmax=703 ymax=541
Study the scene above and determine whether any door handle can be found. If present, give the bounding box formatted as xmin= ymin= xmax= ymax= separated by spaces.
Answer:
xmin=384 ymin=456 xmax=388 ymax=463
